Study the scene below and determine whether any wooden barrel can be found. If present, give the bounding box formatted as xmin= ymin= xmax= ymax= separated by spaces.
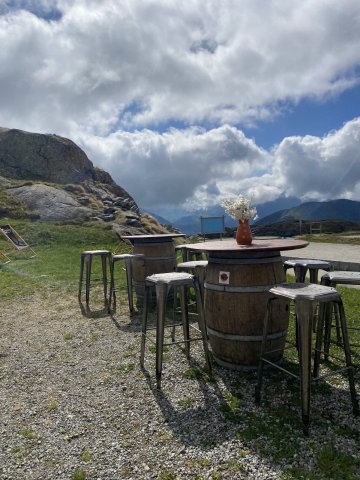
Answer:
xmin=204 ymin=251 xmax=289 ymax=369
xmin=131 ymin=240 xmax=177 ymax=304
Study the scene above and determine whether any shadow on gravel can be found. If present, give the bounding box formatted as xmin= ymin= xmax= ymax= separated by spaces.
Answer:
xmin=78 ymin=299 xmax=110 ymax=319
xmin=140 ymin=358 xmax=249 ymax=448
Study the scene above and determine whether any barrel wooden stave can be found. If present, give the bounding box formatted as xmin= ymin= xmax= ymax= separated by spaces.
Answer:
xmin=205 ymin=253 xmax=288 ymax=368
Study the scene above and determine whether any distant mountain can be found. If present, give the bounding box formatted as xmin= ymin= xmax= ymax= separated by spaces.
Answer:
xmin=171 ymin=196 xmax=301 ymax=235
xmin=254 ymin=199 xmax=360 ymax=226
xmin=173 ymin=206 xmax=236 ymax=235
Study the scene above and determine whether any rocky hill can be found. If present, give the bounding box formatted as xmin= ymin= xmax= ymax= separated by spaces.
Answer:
xmin=0 ymin=127 xmax=174 ymax=236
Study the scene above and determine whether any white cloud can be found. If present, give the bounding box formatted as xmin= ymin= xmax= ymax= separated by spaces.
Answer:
xmin=272 ymin=117 xmax=360 ymax=201
xmin=1 ymin=0 xmax=360 ymax=134
xmin=1 ymin=1 xmax=360 ymax=211
xmin=77 ymin=125 xmax=269 ymax=208
xmin=75 ymin=118 xmax=360 ymax=210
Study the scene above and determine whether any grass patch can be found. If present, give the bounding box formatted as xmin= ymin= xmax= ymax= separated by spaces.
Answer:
xmin=71 ymin=470 xmax=87 ymax=480
xmin=0 ymin=220 xmax=122 ymax=299
xmin=298 ymin=233 xmax=360 ymax=245
xmin=18 ymin=428 xmax=37 ymax=440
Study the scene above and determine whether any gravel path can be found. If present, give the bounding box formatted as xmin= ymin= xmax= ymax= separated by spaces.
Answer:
xmin=1 ymin=286 xmax=359 ymax=480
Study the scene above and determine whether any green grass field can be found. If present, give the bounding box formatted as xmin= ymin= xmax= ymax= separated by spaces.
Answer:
xmin=0 ymin=220 xmax=129 ymax=299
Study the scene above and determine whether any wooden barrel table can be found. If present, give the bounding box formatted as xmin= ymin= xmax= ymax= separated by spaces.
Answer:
xmin=185 ymin=238 xmax=309 ymax=369
xmin=121 ymin=234 xmax=185 ymax=305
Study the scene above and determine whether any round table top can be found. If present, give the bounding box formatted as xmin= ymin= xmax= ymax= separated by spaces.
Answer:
xmin=185 ymin=238 xmax=309 ymax=253
xmin=121 ymin=233 xmax=185 ymax=244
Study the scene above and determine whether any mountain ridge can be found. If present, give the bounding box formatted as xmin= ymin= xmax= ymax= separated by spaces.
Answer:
xmin=254 ymin=199 xmax=360 ymax=226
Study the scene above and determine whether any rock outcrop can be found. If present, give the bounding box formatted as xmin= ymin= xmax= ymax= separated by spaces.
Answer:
xmin=0 ymin=127 xmax=134 ymax=201
xmin=7 ymin=184 xmax=92 ymax=221
xmin=0 ymin=127 xmax=175 ymax=235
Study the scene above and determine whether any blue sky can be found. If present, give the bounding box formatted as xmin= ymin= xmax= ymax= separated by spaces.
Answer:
xmin=1 ymin=0 xmax=360 ymax=219
xmin=243 ymin=82 xmax=360 ymax=150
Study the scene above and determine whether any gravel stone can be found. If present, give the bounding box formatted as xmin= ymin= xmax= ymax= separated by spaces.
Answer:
xmin=0 ymin=288 xmax=359 ymax=479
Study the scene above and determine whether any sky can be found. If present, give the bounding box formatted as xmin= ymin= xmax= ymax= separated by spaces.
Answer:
xmin=1 ymin=0 xmax=360 ymax=220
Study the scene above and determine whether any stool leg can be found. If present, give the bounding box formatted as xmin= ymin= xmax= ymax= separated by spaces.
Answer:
xmin=179 ymin=285 xmax=190 ymax=358
xmin=336 ymin=300 xmax=359 ymax=415
xmin=294 ymin=265 xmax=307 ymax=283
xmin=194 ymin=278 xmax=212 ymax=373
xmin=310 ymin=269 xmax=320 ymax=333
xmin=171 ymin=286 xmax=178 ymax=342
xmin=313 ymin=301 xmax=326 ymax=378
xmin=309 ymin=268 xmax=319 ymax=284
xmin=101 ymin=253 xmax=108 ymax=303
xmin=124 ymin=258 xmax=134 ymax=313
xmin=255 ymin=298 xmax=273 ymax=404
xmin=155 ymin=283 xmax=168 ymax=389
xmin=194 ymin=265 xmax=206 ymax=308
xmin=296 ymin=299 xmax=313 ymax=435
xmin=323 ymin=303 xmax=333 ymax=360
xmin=85 ymin=255 xmax=92 ymax=304
xmin=78 ymin=254 xmax=85 ymax=300
xmin=108 ymin=258 xmax=115 ymax=312
xmin=140 ymin=283 xmax=150 ymax=368
xmin=321 ymin=276 xmax=332 ymax=359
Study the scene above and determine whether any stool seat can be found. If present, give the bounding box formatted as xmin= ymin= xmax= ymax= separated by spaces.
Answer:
xmin=177 ymin=260 xmax=208 ymax=269
xmin=270 ymin=282 xmax=340 ymax=302
xmin=256 ymin=281 xmax=358 ymax=435
xmin=322 ymin=271 xmax=360 ymax=285
xmin=146 ymin=271 xmax=194 ymax=286
xmin=141 ymin=271 xmax=211 ymax=388
xmin=284 ymin=259 xmax=332 ymax=283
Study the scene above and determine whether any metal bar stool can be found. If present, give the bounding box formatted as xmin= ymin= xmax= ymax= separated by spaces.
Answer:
xmin=255 ymin=283 xmax=359 ymax=435
xmin=78 ymin=250 xmax=112 ymax=305
xmin=109 ymin=253 xmax=144 ymax=313
xmin=284 ymin=259 xmax=332 ymax=283
xmin=321 ymin=271 xmax=360 ymax=359
xmin=173 ymin=260 xmax=209 ymax=342
xmin=284 ymin=259 xmax=333 ymax=334
xmin=140 ymin=271 xmax=212 ymax=388
xmin=177 ymin=260 xmax=208 ymax=305
xmin=176 ymin=244 xmax=204 ymax=262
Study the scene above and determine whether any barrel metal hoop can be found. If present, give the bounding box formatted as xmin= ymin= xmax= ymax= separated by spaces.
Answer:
xmin=207 ymin=326 xmax=287 ymax=342
xmin=213 ymin=355 xmax=282 ymax=371
xmin=208 ymin=255 xmax=281 ymax=265
xmin=139 ymin=255 xmax=177 ymax=261
xmin=204 ymin=282 xmax=273 ymax=293
xmin=133 ymin=240 xmax=173 ymax=245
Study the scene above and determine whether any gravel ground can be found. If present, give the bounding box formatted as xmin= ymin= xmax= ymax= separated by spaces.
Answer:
xmin=0 ymin=285 xmax=359 ymax=480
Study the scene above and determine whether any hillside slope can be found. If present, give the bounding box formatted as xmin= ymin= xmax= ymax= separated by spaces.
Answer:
xmin=254 ymin=199 xmax=360 ymax=226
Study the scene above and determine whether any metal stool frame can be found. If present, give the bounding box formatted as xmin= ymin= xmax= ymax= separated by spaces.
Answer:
xmin=321 ymin=271 xmax=360 ymax=359
xmin=140 ymin=271 xmax=212 ymax=388
xmin=175 ymin=244 xmax=204 ymax=262
xmin=78 ymin=250 xmax=112 ymax=305
xmin=109 ymin=253 xmax=144 ymax=313
xmin=255 ymin=283 xmax=359 ymax=435
xmin=284 ymin=258 xmax=332 ymax=283
xmin=176 ymin=260 xmax=208 ymax=306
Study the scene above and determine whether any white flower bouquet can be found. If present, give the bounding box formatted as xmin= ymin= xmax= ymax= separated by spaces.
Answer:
xmin=222 ymin=195 xmax=258 ymax=222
